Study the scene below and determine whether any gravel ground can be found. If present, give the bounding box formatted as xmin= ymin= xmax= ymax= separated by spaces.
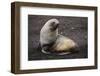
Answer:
xmin=28 ymin=15 xmax=88 ymax=61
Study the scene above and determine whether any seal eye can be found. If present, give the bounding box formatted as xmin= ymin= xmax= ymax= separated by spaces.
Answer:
xmin=51 ymin=22 xmax=55 ymax=27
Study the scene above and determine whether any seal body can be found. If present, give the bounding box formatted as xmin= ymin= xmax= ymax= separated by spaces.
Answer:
xmin=40 ymin=18 xmax=78 ymax=55
xmin=50 ymin=35 xmax=78 ymax=55
xmin=51 ymin=35 xmax=77 ymax=51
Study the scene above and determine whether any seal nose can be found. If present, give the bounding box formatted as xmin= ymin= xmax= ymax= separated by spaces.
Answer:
xmin=56 ymin=23 xmax=59 ymax=27
xmin=55 ymin=23 xmax=59 ymax=29
xmin=50 ymin=21 xmax=59 ymax=31
xmin=51 ymin=24 xmax=58 ymax=31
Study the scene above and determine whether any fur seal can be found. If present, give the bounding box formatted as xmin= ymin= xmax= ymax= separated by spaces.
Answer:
xmin=40 ymin=18 xmax=78 ymax=55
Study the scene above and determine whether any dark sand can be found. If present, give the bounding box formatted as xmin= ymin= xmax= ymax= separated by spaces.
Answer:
xmin=28 ymin=15 xmax=88 ymax=61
